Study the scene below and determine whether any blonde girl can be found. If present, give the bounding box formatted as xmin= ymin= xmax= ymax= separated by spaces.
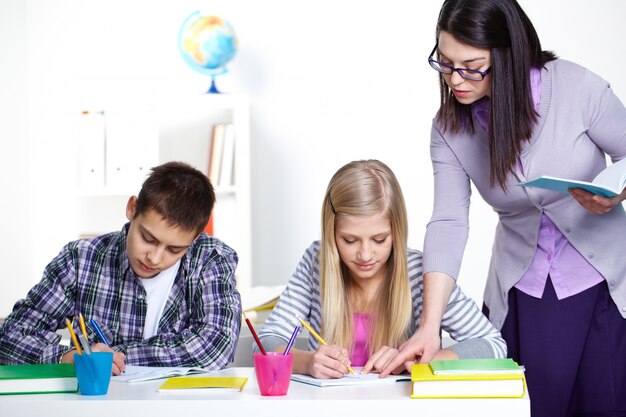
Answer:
xmin=258 ymin=160 xmax=505 ymax=378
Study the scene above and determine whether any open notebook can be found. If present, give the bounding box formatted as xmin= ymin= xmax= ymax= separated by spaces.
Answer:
xmin=112 ymin=365 xmax=211 ymax=383
xmin=291 ymin=368 xmax=410 ymax=387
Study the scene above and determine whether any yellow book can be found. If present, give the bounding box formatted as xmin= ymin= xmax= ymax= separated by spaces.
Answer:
xmin=410 ymin=364 xmax=526 ymax=399
xmin=242 ymin=298 xmax=278 ymax=314
xmin=158 ymin=376 xmax=248 ymax=393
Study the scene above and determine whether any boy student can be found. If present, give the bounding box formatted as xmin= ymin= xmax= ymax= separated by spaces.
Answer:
xmin=0 ymin=161 xmax=242 ymax=374
xmin=257 ymin=160 xmax=505 ymax=378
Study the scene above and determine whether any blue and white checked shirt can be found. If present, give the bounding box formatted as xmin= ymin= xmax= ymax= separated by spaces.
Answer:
xmin=0 ymin=223 xmax=242 ymax=369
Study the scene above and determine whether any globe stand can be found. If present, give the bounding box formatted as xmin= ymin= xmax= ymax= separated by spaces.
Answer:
xmin=207 ymin=76 xmax=220 ymax=94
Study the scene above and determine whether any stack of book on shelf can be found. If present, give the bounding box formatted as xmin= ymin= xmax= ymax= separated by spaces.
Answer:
xmin=208 ymin=123 xmax=236 ymax=188
xmin=0 ymin=363 xmax=78 ymax=395
xmin=410 ymin=358 xmax=526 ymax=399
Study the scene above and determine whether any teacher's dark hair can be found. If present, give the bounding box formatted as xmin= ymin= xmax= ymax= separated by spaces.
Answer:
xmin=434 ymin=0 xmax=556 ymax=189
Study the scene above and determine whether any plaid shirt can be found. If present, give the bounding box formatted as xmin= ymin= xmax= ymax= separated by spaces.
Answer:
xmin=0 ymin=223 xmax=241 ymax=369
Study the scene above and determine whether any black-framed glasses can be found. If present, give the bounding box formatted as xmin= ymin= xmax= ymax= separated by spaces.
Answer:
xmin=428 ymin=44 xmax=492 ymax=81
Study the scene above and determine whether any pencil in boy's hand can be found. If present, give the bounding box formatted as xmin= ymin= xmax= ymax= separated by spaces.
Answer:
xmin=295 ymin=314 xmax=357 ymax=375
xmin=244 ymin=313 xmax=267 ymax=355
xmin=65 ymin=318 xmax=83 ymax=355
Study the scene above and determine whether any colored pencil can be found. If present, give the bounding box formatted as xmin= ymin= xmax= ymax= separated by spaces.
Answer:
xmin=78 ymin=334 xmax=92 ymax=355
xmin=283 ymin=325 xmax=300 ymax=355
xmin=244 ymin=313 xmax=267 ymax=355
xmin=78 ymin=313 xmax=89 ymax=341
xmin=89 ymin=318 xmax=111 ymax=347
xmin=65 ymin=318 xmax=83 ymax=355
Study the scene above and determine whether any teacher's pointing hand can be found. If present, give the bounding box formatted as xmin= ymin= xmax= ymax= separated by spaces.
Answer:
xmin=378 ymin=325 xmax=441 ymax=377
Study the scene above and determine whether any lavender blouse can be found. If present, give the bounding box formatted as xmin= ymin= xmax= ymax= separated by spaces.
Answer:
xmin=471 ymin=68 xmax=603 ymax=300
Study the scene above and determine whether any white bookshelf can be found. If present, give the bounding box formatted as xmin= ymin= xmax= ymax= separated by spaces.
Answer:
xmin=76 ymin=93 xmax=252 ymax=292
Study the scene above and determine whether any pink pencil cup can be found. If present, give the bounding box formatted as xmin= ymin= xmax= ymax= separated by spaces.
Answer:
xmin=253 ymin=352 xmax=294 ymax=396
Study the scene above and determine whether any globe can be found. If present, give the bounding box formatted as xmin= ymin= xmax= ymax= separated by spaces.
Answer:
xmin=179 ymin=12 xmax=238 ymax=93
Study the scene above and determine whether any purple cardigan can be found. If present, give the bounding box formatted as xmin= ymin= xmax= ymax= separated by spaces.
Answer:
xmin=424 ymin=59 xmax=626 ymax=329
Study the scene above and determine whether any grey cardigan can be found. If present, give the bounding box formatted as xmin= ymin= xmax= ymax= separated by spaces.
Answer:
xmin=424 ymin=59 xmax=626 ymax=329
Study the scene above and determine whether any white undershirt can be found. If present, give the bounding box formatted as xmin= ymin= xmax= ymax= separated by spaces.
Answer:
xmin=137 ymin=260 xmax=181 ymax=339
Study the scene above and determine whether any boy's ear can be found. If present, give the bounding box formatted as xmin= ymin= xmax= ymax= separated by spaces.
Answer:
xmin=126 ymin=196 xmax=138 ymax=221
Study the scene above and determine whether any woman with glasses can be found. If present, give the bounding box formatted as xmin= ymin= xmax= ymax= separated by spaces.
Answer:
xmin=380 ymin=0 xmax=626 ymax=416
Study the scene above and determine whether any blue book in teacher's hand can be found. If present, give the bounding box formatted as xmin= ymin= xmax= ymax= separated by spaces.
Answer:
xmin=518 ymin=158 xmax=626 ymax=198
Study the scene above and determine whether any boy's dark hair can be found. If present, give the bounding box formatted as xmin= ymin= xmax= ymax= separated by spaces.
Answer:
xmin=435 ymin=0 xmax=556 ymax=189
xmin=134 ymin=161 xmax=215 ymax=235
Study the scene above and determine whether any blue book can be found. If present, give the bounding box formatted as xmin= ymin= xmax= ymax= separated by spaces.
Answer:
xmin=518 ymin=158 xmax=626 ymax=198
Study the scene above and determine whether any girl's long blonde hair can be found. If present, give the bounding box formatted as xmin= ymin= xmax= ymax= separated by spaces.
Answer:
xmin=319 ymin=160 xmax=412 ymax=355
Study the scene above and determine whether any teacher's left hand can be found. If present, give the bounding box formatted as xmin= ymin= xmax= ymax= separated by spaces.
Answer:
xmin=569 ymin=187 xmax=626 ymax=215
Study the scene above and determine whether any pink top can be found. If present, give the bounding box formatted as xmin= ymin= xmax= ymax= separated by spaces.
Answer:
xmin=351 ymin=313 xmax=370 ymax=366
xmin=472 ymin=67 xmax=604 ymax=300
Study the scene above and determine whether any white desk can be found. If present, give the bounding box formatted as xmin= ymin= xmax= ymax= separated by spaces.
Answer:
xmin=1 ymin=367 xmax=529 ymax=417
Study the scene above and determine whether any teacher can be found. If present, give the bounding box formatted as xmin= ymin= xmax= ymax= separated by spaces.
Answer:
xmin=382 ymin=1 xmax=626 ymax=416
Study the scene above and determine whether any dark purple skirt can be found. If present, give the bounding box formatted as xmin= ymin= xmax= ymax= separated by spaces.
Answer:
xmin=485 ymin=277 xmax=626 ymax=417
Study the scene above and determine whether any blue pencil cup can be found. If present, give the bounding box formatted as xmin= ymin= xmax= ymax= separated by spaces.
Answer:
xmin=74 ymin=351 xmax=113 ymax=395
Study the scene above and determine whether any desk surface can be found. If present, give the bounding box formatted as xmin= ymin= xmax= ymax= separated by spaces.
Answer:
xmin=1 ymin=367 xmax=530 ymax=417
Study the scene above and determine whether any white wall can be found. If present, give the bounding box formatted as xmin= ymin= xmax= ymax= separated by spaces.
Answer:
xmin=1 ymin=0 xmax=625 ymax=315
xmin=0 ymin=0 xmax=30 ymax=315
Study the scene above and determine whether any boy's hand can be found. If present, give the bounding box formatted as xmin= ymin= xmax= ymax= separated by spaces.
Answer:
xmin=91 ymin=343 xmax=126 ymax=375
xmin=60 ymin=343 xmax=126 ymax=375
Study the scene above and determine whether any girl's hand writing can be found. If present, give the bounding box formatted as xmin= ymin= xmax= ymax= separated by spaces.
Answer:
xmin=306 ymin=344 xmax=352 ymax=379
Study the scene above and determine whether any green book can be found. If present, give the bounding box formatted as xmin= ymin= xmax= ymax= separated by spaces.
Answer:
xmin=429 ymin=359 xmax=524 ymax=375
xmin=0 ymin=363 xmax=78 ymax=395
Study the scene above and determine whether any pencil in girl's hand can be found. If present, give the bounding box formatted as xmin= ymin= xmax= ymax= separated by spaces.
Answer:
xmin=244 ymin=313 xmax=267 ymax=355
xmin=295 ymin=314 xmax=326 ymax=346
xmin=295 ymin=314 xmax=357 ymax=375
